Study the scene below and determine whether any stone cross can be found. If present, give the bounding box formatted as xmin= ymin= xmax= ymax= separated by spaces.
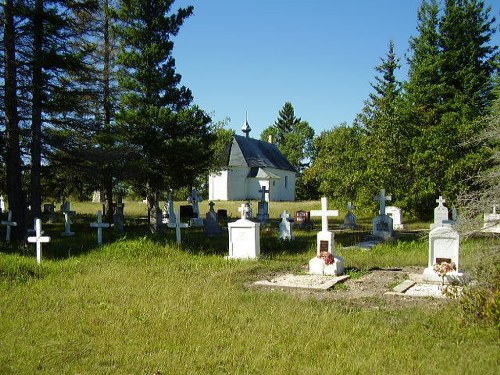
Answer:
xmin=258 ymin=186 xmax=269 ymax=202
xmin=167 ymin=208 xmax=188 ymax=243
xmin=188 ymin=188 xmax=203 ymax=217
xmin=209 ymin=201 xmax=215 ymax=212
xmin=1 ymin=210 xmax=17 ymax=241
xmin=374 ymin=189 xmax=392 ymax=216
xmin=310 ymin=197 xmax=339 ymax=232
xmin=61 ymin=202 xmax=76 ymax=236
xmin=27 ymin=218 xmax=51 ymax=264
xmin=436 ymin=196 xmax=446 ymax=206
xmin=90 ymin=210 xmax=110 ymax=245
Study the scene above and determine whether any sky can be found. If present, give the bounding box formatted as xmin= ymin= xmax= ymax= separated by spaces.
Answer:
xmin=172 ymin=0 xmax=499 ymax=138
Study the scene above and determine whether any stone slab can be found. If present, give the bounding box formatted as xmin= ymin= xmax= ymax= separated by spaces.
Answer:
xmin=254 ymin=274 xmax=350 ymax=290
xmin=392 ymin=279 xmax=416 ymax=293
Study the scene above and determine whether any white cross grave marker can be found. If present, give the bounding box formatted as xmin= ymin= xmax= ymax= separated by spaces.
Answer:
xmin=61 ymin=202 xmax=76 ymax=236
xmin=1 ymin=210 xmax=17 ymax=241
xmin=167 ymin=208 xmax=189 ymax=243
xmin=374 ymin=189 xmax=391 ymax=216
xmin=436 ymin=196 xmax=446 ymax=206
xmin=310 ymin=197 xmax=339 ymax=232
xmin=27 ymin=218 xmax=51 ymax=264
xmin=90 ymin=210 xmax=110 ymax=245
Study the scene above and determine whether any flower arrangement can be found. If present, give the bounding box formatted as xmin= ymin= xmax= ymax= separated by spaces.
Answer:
xmin=319 ymin=251 xmax=334 ymax=265
xmin=433 ymin=261 xmax=456 ymax=288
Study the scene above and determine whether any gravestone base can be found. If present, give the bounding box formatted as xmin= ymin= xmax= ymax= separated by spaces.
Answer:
xmin=422 ymin=268 xmax=466 ymax=283
xmin=308 ymin=255 xmax=344 ymax=276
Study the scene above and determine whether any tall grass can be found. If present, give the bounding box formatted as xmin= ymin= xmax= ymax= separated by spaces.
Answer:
xmin=0 ymin=201 xmax=498 ymax=374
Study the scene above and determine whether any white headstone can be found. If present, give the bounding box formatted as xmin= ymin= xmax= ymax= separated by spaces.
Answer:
xmin=167 ymin=208 xmax=189 ymax=243
xmin=374 ymin=189 xmax=391 ymax=216
xmin=386 ymin=206 xmax=404 ymax=230
xmin=279 ymin=210 xmax=293 ymax=240
xmin=164 ymin=191 xmax=176 ymax=224
xmin=27 ymin=218 xmax=51 ymax=264
xmin=483 ymin=205 xmax=500 ymax=233
xmin=309 ymin=197 xmax=343 ymax=276
xmin=423 ymin=226 xmax=464 ymax=282
xmin=431 ymin=196 xmax=449 ymax=229
xmin=61 ymin=201 xmax=76 ymax=236
xmin=1 ymin=210 xmax=17 ymax=241
xmin=227 ymin=205 xmax=260 ymax=259
xmin=90 ymin=210 xmax=110 ymax=245
xmin=188 ymin=188 xmax=204 ymax=227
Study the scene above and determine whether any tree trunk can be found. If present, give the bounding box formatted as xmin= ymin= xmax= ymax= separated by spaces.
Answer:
xmin=30 ymin=0 xmax=44 ymax=220
xmin=3 ymin=0 xmax=27 ymax=239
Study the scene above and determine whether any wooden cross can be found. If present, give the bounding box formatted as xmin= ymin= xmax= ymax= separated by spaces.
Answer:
xmin=1 ymin=210 xmax=17 ymax=242
xmin=27 ymin=219 xmax=51 ymax=264
xmin=310 ymin=197 xmax=339 ymax=232
xmin=258 ymin=186 xmax=269 ymax=202
xmin=374 ymin=189 xmax=391 ymax=216
xmin=167 ymin=208 xmax=188 ymax=243
xmin=90 ymin=210 xmax=110 ymax=245
xmin=436 ymin=196 xmax=446 ymax=206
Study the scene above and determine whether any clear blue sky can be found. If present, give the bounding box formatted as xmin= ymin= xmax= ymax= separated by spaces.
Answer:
xmin=173 ymin=0 xmax=499 ymax=138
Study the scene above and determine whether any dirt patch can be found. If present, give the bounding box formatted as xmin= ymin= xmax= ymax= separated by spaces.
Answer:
xmin=251 ymin=267 xmax=453 ymax=310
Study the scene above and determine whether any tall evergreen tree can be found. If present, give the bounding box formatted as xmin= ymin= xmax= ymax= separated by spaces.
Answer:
xmin=113 ymin=0 xmax=215 ymax=231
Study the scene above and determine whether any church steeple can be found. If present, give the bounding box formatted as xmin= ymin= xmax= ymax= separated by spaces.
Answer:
xmin=241 ymin=112 xmax=251 ymax=138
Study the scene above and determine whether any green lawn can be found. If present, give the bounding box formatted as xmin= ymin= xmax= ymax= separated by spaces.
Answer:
xmin=0 ymin=201 xmax=498 ymax=374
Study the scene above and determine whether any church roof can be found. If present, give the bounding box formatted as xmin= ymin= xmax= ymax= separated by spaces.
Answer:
xmin=228 ymin=135 xmax=296 ymax=172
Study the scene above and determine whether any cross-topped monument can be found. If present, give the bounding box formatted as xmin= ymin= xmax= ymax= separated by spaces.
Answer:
xmin=167 ymin=208 xmax=189 ymax=243
xmin=27 ymin=219 xmax=51 ymax=264
xmin=61 ymin=201 xmax=76 ymax=236
xmin=374 ymin=189 xmax=391 ymax=216
xmin=258 ymin=186 xmax=269 ymax=202
xmin=1 ymin=211 xmax=17 ymax=242
xmin=90 ymin=210 xmax=110 ymax=245
xmin=436 ymin=196 xmax=446 ymax=206
xmin=279 ymin=210 xmax=293 ymax=240
xmin=310 ymin=197 xmax=339 ymax=233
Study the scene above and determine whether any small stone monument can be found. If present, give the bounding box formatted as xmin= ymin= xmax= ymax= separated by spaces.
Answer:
xmin=27 ymin=218 xmax=51 ymax=264
xmin=205 ymin=201 xmax=222 ymax=236
xmin=43 ymin=203 xmax=56 ymax=223
xmin=187 ymin=188 xmax=204 ymax=227
xmin=1 ymin=211 xmax=17 ymax=242
xmin=308 ymin=197 xmax=343 ymax=276
xmin=431 ymin=196 xmax=449 ymax=229
xmin=423 ymin=225 xmax=464 ymax=282
xmin=372 ymin=189 xmax=393 ymax=239
xmin=341 ymin=202 xmax=359 ymax=229
xmin=167 ymin=208 xmax=189 ymax=243
xmin=90 ymin=210 xmax=110 ymax=245
xmin=256 ymin=186 xmax=270 ymax=224
xmin=483 ymin=205 xmax=500 ymax=233
xmin=294 ymin=210 xmax=312 ymax=230
xmin=227 ymin=203 xmax=260 ymax=259
xmin=386 ymin=206 xmax=404 ymax=230
xmin=92 ymin=191 xmax=101 ymax=203
xmin=61 ymin=201 xmax=76 ymax=236
xmin=113 ymin=197 xmax=125 ymax=233
xmin=163 ymin=190 xmax=176 ymax=225
xmin=279 ymin=210 xmax=293 ymax=240
xmin=0 ymin=195 xmax=4 ymax=213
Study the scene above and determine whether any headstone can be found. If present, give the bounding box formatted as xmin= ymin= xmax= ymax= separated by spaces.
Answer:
xmin=256 ymin=186 xmax=270 ymax=224
xmin=163 ymin=191 xmax=176 ymax=225
xmin=294 ymin=210 xmax=311 ymax=230
xmin=90 ymin=210 xmax=110 ymax=245
xmin=423 ymin=226 xmax=464 ymax=282
xmin=1 ymin=211 xmax=17 ymax=241
xmin=205 ymin=201 xmax=222 ymax=236
xmin=27 ymin=218 xmax=51 ymax=264
xmin=279 ymin=210 xmax=293 ymax=240
xmin=483 ymin=205 xmax=500 ymax=233
xmin=372 ymin=189 xmax=393 ymax=239
xmin=167 ymin=208 xmax=189 ymax=243
xmin=341 ymin=202 xmax=359 ymax=229
xmin=0 ymin=195 xmax=4 ymax=213
xmin=43 ymin=203 xmax=56 ymax=223
xmin=92 ymin=191 xmax=101 ymax=203
xmin=187 ymin=188 xmax=204 ymax=227
xmin=386 ymin=206 xmax=404 ymax=230
xmin=227 ymin=203 xmax=260 ymax=259
xmin=431 ymin=196 xmax=449 ymax=229
xmin=61 ymin=201 xmax=76 ymax=236
xmin=308 ymin=197 xmax=344 ymax=276
xmin=113 ymin=198 xmax=125 ymax=233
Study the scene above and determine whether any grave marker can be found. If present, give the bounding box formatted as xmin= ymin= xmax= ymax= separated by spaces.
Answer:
xmin=167 ymin=208 xmax=189 ymax=243
xmin=0 ymin=195 xmax=4 ymax=213
xmin=372 ymin=189 xmax=393 ymax=239
xmin=279 ymin=210 xmax=293 ymax=240
xmin=90 ymin=210 xmax=110 ymax=245
xmin=386 ymin=206 xmax=404 ymax=230
xmin=431 ymin=196 xmax=449 ymax=229
xmin=483 ymin=205 xmax=500 ymax=233
xmin=423 ymin=226 xmax=464 ymax=282
xmin=27 ymin=218 xmax=50 ymax=264
xmin=227 ymin=203 xmax=260 ymax=259
xmin=309 ymin=197 xmax=343 ymax=276
xmin=341 ymin=202 xmax=359 ymax=229
xmin=205 ymin=201 xmax=222 ymax=236
xmin=1 ymin=210 xmax=17 ymax=241
xmin=61 ymin=202 xmax=76 ymax=236
xmin=256 ymin=186 xmax=270 ymax=223
xmin=188 ymin=188 xmax=204 ymax=227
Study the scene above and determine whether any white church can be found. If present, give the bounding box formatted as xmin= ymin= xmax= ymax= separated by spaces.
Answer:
xmin=208 ymin=118 xmax=296 ymax=201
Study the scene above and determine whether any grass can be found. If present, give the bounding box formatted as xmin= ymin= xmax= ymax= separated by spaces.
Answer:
xmin=0 ymin=201 xmax=498 ymax=374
